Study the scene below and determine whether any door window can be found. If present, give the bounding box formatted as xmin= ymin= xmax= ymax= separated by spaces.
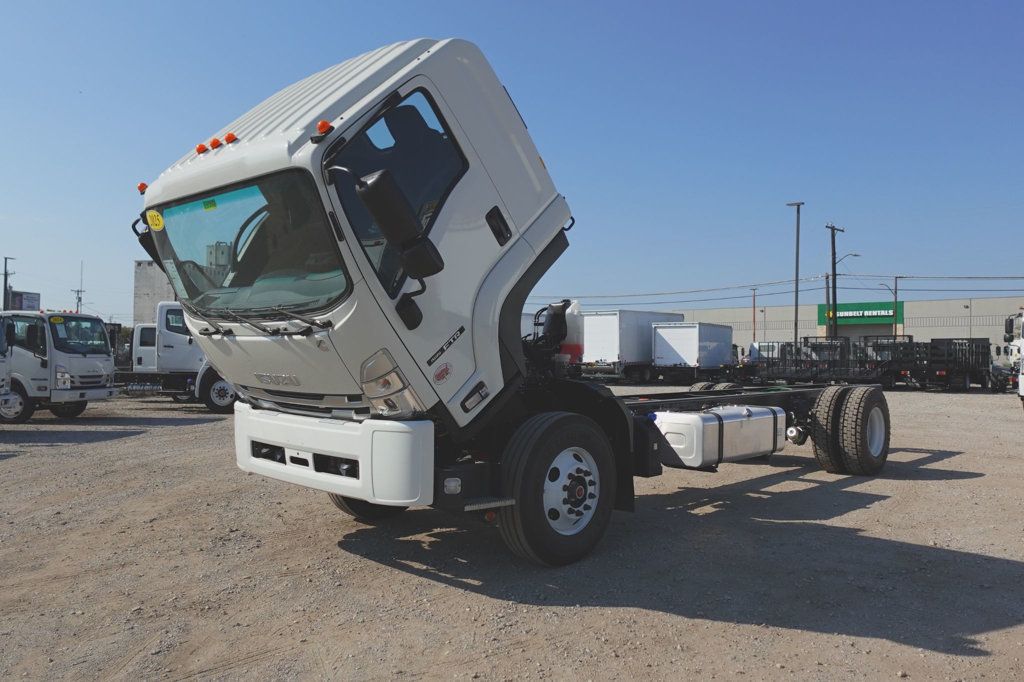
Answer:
xmin=329 ymin=90 xmax=468 ymax=296
xmin=139 ymin=328 xmax=156 ymax=347
xmin=165 ymin=309 xmax=191 ymax=336
xmin=9 ymin=316 xmax=47 ymax=356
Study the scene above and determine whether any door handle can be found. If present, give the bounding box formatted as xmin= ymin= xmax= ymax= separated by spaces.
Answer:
xmin=163 ymin=345 xmax=174 ymax=349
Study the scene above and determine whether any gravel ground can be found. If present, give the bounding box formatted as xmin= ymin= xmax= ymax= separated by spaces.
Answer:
xmin=1 ymin=389 xmax=1023 ymax=680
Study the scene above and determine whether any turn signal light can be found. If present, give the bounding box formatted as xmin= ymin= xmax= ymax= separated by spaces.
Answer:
xmin=209 ymin=137 xmax=222 ymax=149
xmin=224 ymin=132 xmax=238 ymax=143
xmin=196 ymin=143 xmax=209 ymax=154
xmin=137 ymin=182 xmax=148 ymax=194
xmin=316 ymin=119 xmax=333 ymax=135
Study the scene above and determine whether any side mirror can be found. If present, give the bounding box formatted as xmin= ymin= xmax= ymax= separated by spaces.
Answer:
xmin=355 ymin=169 xmax=444 ymax=279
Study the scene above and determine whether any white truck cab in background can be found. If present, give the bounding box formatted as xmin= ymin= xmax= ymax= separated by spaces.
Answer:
xmin=129 ymin=302 xmax=236 ymax=412
xmin=0 ymin=311 xmax=117 ymax=422
xmin=1002 ymin=312 xmax=1023 ymax=405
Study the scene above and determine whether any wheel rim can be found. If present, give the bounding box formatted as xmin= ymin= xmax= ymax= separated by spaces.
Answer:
xmin=1 ymin=394 xmax=24 ymax=419
xmin=210 ymin=380 xmax=235 ymax=407
xmin=866 ymin=406 xmax=885 ymax=457
xmin=542 ymin=447 xmax=599 ymax=536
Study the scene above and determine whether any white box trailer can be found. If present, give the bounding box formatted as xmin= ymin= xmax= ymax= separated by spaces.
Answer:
xmin=581 ymin=310 xmax=684 ymax=381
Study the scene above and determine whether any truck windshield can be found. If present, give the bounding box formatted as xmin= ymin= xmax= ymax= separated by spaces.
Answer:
xmin=148 ymin=169 xmax=350 ymax=318
xmin=48 ymin=316 xmax=111 ymax=356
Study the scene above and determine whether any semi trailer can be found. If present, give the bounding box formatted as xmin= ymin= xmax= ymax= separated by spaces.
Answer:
xmin=133 ymin=38 xmax=893 ymax=565
xmin=121 ymin=302 xmax=237 ymax=412
xmin=0 ymin=311 xmax=117 ymax=422
xmin=579 ymin=310 xmax=684 ymax=382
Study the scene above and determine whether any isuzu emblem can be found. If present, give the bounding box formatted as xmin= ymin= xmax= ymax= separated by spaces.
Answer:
xmin=254 ymin=373 xmax=301 ymax=386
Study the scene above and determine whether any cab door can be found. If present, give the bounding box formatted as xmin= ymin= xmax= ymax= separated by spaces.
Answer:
xmin=325 ymin=77 xmax=521 ymax=418
xmin=133 ymin=325 xmax=157 ymax=372
xmin=6 ymin=315 xmax=49 ymax=397
xmin=156 ymin=303 xmax=202 ymax=373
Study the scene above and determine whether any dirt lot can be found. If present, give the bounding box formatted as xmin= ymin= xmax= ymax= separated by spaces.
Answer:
xmin=1 ymin=389 xmax=1023 ymax=680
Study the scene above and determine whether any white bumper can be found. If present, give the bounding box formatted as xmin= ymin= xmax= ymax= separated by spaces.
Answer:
xmin=51 ymin=387 xmax=118 ymax=402
xmin=234 ymin=402 xmax=435 ymax=506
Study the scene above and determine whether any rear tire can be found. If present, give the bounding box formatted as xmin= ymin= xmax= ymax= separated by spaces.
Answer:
xmin=0 ymin=384 xmax=35 ymax=424
xmin=498 ymin=412 xmax=616 ymax=566
xmin=328 ymin=494 xmax=407 ymax=522
xmin=49 ymin=401 xmax=88 ymax=419
xmin=810 ymin=385 xmax=851 ymax=473
xmin=711 ymin=382 xmax=741 ymax=390
xmin=837 ymin=386 xmax=890 ymax=475
xmin=200 ymin=372 xmax=236 ymax=414
xmin=689 ymin=381 xmax=715 ymax=392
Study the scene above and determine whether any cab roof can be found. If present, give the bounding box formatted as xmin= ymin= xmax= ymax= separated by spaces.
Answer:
xmin=144 ymin=38 xmax=442 ymax=206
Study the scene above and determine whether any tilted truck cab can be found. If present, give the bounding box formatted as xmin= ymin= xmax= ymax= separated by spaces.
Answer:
xmin=136 ymin=38 xmax=894 ymax=565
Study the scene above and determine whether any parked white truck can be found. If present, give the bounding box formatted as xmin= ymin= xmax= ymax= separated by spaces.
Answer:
xmin=0 ymin=311 xmax=117 ymax=422
xmin=0 ymin=322 xmax=12 ymax=411
xmin=1001 ymin=312 xmax=1023 ymax=405
xmin=580 ymin=309 xmax=684 ymax=382
xmin=652 ymin=322 xmax=739 ymax=386
xmin=134 ymin=38 xmax=894 ymax=565
xmin=126 ymin=301 xmax=236 ymax=412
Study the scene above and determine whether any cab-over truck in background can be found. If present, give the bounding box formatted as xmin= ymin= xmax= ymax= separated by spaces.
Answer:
xmin=134 ymin=38 xmax=893 ymax=565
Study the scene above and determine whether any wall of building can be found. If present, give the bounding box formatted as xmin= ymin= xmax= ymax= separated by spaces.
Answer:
xmin=133 ymin=260 xmax=176 ymax=325
xmin=678 ymin=295 xmax=1024 ymax=352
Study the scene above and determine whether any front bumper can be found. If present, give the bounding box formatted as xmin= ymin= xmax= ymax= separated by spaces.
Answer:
xmin=51 ymin=387 xmax=118 ymax=403
xmin=234 ymin=402 xmax=434 ymax=506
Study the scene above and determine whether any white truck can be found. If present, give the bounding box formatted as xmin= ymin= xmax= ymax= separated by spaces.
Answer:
xmin=1001 ymin=312 xmax=1023 ymax=405
xmin=0 ymin=311 xmax=117 ymax=422
xmin=652 ymin=322 xmax=739 ymax=386
xmin=580 ymin=309 xmax=685 ymax=382
xmin=133 ymin=38 xmax=894 ymax=565
xmin=126 ymin=301 xmax=236 ymax=412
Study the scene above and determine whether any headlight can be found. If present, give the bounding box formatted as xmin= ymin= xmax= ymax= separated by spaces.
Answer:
xmin=55 ymin=365 xmax=72 ymax=390
xmin=360 ymin=349 xmax=424 ymax=418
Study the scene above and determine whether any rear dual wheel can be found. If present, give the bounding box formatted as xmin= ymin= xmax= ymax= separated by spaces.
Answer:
xmin=810 ymin=385 xmax=890 ymax=475
xmin=689 ymin=381 xmax=715 ymax=392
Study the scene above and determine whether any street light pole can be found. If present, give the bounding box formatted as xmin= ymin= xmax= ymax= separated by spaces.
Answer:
xmin=751 ymin=288 xmax=757 ymax=342
xmin=787 ymin=202 xmax=804 ymax=352
xmin=964 ymin=301 xmax=973 ymax=339
xmin=879 ymin=280 xmax=899 ymax=336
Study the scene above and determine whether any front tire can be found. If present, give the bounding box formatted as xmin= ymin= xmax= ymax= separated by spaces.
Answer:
xmin=498 ymin=412 xmax=616 ymax=566
xmin=49 ymin=401 xmax=88 ymax=419
xmin=0 ymin=384 xmax=35 ymax=424
xmin=200 ymin=372 xmax=236 ymax=414
xmin=327 ymin=494 xmax=407 ymax=522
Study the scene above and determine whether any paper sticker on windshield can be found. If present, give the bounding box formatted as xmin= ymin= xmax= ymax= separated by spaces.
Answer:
xmin=203 ymin=199 xmax=217 ymax=211
xmin=50 ymin=316 xmax=65 ymax=324
xmin=146 ymin=210 xmax=165 ymax=231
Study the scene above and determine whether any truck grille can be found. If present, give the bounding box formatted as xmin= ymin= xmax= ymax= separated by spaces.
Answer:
xmin=72 ymin=374 xmax=106 ymax=388
xmin=238 ymin=385 xmax=371 ymax=420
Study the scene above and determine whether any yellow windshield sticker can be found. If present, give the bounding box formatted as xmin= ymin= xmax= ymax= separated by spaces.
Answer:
xmin=50 ymin=316 xmax=64 ymax=323
xmin=147 ymin=210 xmax=165 ymax=231
xmin=203 ymin=199 xmax=217 ymax=211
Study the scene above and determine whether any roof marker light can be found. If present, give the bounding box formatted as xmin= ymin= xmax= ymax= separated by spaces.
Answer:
xmin=195 ymin=143 xmax=209 ymax=154
xmin=209 ymin=137 xmax=222 ymax=149
xmin=316 ymin=120 xmax=334 ymax=135
xmin=137 ymin=182 xmax=148 ymax=194
xmin=224 ymin=132 xmax=238 ymax=143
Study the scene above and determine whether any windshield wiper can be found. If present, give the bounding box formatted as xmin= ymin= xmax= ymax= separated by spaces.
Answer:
xmin=181 ymin=301 xmax=233 ymax=336
xmin=269 ymin=306 xmax=332 ymax=330
xmin=211 ymin=308 xmax=277 ymax=336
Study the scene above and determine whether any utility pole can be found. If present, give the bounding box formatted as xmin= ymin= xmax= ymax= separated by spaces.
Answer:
xmin=825 ymin=223 xmax=845 ymax=339
xmin=2 ymin=256 xmax=14 ymax=310
xmin=751 ymin=288 xmax=757 ymax=343
xmin=71 ymin=262 xmax=85 ymax=314
xmin=824 ymin=273 xmax=831 ymax=337
xmin=786 ymin=202 xmax=804 ymax=353
xmin=964 ymin=300 xmax=973 ymax=339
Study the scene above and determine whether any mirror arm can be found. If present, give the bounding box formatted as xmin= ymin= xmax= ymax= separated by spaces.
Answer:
xmin=324 ymin=165 xmax=367 ymax=190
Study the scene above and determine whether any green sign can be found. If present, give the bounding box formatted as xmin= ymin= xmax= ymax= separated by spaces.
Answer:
xmin=817 ymin=301 xmax=904 ymax=326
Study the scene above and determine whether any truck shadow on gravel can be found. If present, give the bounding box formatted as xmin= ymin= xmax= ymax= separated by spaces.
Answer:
xmin=337 ymin=447 xmax=1020 ymax=656
xmin=0 ymin=429 xmax=146 ymax=445
xmin=60 ymin=416 xmax=224 ymax=428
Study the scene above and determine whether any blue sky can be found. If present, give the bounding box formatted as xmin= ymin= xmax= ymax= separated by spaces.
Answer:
xmin=0 ymin=1 xmax=1020 ymax=322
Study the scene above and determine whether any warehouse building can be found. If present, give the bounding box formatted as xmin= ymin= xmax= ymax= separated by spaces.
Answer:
xmin=681 ymin=295 xmax=1024 ymax=352
xmin=132 ymin=260 xmax=176 ymax=325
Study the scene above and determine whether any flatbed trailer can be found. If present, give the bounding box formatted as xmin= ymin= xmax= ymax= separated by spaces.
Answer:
xmin=922 ymin=338 xmax=991 ymax=391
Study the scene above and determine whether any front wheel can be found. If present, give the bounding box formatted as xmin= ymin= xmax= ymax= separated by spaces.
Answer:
xmin=49 ymin=401 xmax=88 ymax=419
xmin=0 ymin=385 xmax=35 ymax=424
xmin=498 ymin=412 xmax=616 ymax=566
xmin=327 ymin=494 xmax=407 ymax=523
xmin=200 ymin=372 xmax=236 ymax=414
